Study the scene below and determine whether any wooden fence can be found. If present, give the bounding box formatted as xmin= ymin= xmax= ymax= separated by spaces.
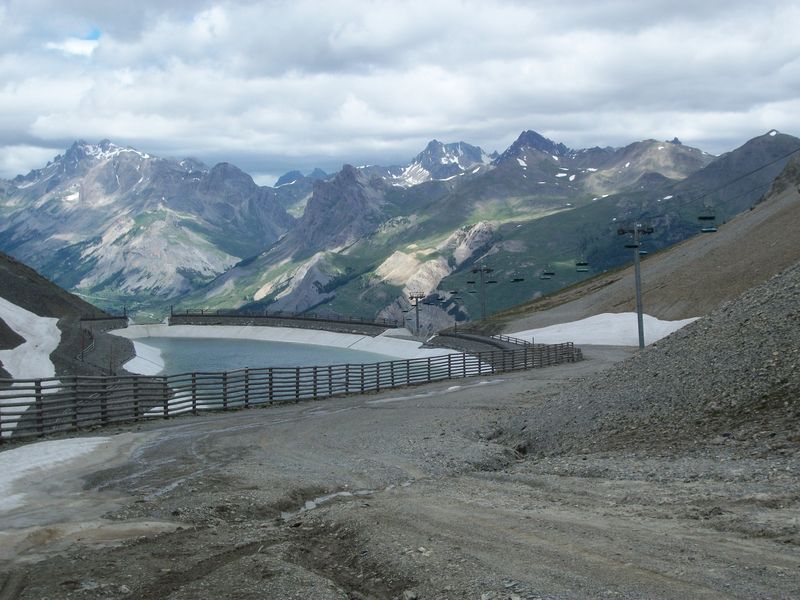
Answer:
xmin=0 ymin=343 xmax=581 ymax=443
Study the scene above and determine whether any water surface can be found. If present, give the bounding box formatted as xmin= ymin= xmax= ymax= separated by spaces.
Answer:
xmin=143 ymin=337 xmax=392 ymax=375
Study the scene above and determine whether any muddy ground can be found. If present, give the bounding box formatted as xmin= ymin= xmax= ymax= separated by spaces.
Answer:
xmin=1 ymin=346 xmax=798 ymax=599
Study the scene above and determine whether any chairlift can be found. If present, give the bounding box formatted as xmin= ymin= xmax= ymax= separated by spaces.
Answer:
xmin=511 ymin=276 xmax=524 ymax=283
xmin=487 ymin=279 xmax=498 ymax=284
xmin=698 ymin=206 xmax=717 ymax=233
xmin=466 ymin=280 xmax=476 ymax=285
xmin=449 ymin=290 xmax=459 ymax=294
xmin=638 ymin=249 xmax=649 ymax=256
xmin=542 ymin=266 xmax=555 ymax=277
xmin=575 ymin=260 xmax=589 ymax=273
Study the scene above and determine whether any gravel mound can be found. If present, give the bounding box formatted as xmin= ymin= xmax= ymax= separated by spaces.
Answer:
xmin=504 ymin=260 xmax=800 ymax=456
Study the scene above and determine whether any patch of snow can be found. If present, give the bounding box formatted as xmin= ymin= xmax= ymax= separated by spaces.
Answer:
xmin=516 ymin=158 xmax=527 ymax=167
xmin=568 ymin=174 xmax=576 ymax=181
xmin=559 ymin=167 xmax=570 ymax=171
xmin=555 ymin=173 xmax=568 ymax=178
xmin=624 ymin=162 xmax=631 ymax=168
xmin=662 ymin=195 xmax=673 ymax=200
xmin=602 ymin=194 xmax=609 ymax=198
xmin=511 ymin=312 xmax=698 ymax=346
xmin=658 ymin=146 xmax=665 ymax=150
xmin=472 ymin=167 xmax=480 ymax=174
xmin=0 ymin=437 xmax=111 ymax=511
xmin=275 ymin=180 xmax=297 ymax=188
xmin=769 ymin=130 xmax=778 ymax=136
xmin=122 ymin=341 xmax=164 ymax=376
xmin=538 ymin=181 xmax=546 ymax=184
xmin=586 ymin=168 xmax=598 ymax=172
xmin=0 ymin=298 xmax=60 ymax=380
xmin=551 ymin=155 xmax=559 ymax=161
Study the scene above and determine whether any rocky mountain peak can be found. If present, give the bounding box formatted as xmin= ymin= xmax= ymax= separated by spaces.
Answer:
xmin=502 ymin=130 xmax=571 ymax=160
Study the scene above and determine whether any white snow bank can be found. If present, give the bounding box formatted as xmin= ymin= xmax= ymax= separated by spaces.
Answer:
xmin=510 ymin=312 xmax=698 ymax=346
xmin=112 ymin=324 xmax=457 ymax=375
xmin=0 ymin=297 xmax=60 ymax=380
xmin=0 ymin=298 xmax=63 ymax=435
xmin=123 ymin=340 xmax=164 ymax=376
xmin=0 ymin=437 xmax=110 ymax=512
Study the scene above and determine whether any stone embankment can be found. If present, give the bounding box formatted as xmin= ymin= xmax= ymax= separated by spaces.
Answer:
xmin=501 ymin=260 xmax=800 ymax=457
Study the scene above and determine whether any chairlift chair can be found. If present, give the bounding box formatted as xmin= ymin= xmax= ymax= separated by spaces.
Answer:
xmin=698 ymin=207 xmax=717 ymax=233
xmin=575 ymin=260 xmax=589 ymax=273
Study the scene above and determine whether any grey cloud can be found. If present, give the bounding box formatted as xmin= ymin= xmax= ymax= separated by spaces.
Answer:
xmin=0 ymin=0 xmax=798 ymax=179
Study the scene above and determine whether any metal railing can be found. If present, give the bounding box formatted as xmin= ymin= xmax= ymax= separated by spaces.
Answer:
xmin=0 ymin=343 xmax=580 ymax=443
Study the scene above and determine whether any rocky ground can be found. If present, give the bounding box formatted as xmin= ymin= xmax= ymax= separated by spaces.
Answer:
xmin=0 ymin=263 xmax=798 ymax=598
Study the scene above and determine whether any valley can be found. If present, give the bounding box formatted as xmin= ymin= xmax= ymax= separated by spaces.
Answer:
xmin=3 ymin=130 xmax=797 ymax=329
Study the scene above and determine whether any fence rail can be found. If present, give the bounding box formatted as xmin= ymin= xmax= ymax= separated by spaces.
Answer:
xmin=0 ymin=343 xmax=580 ymax=443
xmin=490 ymin=334 xmax=532 ymax=346
xmin=171 ymin=307 xmax=400 ymax=328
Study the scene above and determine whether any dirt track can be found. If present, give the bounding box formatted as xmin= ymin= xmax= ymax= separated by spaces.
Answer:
xmin=1 ymin=345 xmax=798 ymax=599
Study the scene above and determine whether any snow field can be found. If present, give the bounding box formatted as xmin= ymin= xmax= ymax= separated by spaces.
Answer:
xmin=511 ymin=312 xmax=698 ymax=347
xmin=0 ymin=297 xmax=62 ymax=435
xmin=0 ymin=437 xmax=110 ymax=512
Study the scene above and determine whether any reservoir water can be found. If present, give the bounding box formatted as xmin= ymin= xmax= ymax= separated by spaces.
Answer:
xmin=142 ymin=337 xmax=393 ymax=375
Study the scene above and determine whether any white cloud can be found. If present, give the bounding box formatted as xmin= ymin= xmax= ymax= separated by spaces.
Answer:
xmin=0 ymin=0 xmax=798 ymax=179
xmin=45 ymin=37 xmax=99 ymax=57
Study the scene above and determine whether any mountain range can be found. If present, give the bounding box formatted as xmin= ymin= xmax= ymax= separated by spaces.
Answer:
xmin=1 ymin=129 xmax=798 ymax=327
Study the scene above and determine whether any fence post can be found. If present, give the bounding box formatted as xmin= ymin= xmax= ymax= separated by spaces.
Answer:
xmin=447 ymin=353 xmax=452 ymax=379
xmin=191 ymin=372 xmax=198 ymax=415
xmin=376 ymin=363 xmax=381 ymax=392
xmin=328 ymin=365 xmax=333 ymax=396
xmin=427 ymin=357 xmax=432 ymax=382
xmin=133 ymin=378 xmax=140 ymax=419
xmin=162 ymin=377 xmax=169 ymax=418
xmin=295 ymin=367 xmax=301 ymax=402
xmin=71 ymin=375 xmax=79 ymax=429
xmin=406 ymin=360 xmax=411 ymax=385
xmin=462 ymin=352 xmax=467 ymax=377
xmin=222 ymin=372 xmax=229 ymax=410
xmin=313 ymin=366 xmax=318 ymax=399
xmin=360 ymin=364 xmax=365 ymax=393
xmin=345 ymin=363 xmax=350 ymax=393
xmin=390 ymin=361 xmax=395 ymax=387
xmin=35 ymin=379 xmax=44 ymax=435
xmin=244 ymin=368 xmax=251 ymax=407
xmin=101 ymin=376 xmax=109 ymax=425
xmin=268 ymin=368 xmax=274 ymax=404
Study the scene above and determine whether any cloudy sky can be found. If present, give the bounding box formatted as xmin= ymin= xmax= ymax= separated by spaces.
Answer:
xmin=1 ymin=0 xmax=798 ymax=184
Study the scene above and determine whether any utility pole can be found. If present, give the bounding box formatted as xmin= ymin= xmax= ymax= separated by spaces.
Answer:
xmin=471 ymin=265 xmax=493 ymax=320
xmin=617 ymin=222 xmax=654 ymax=349
xmin=408 ymin=292 xmax=425 ymax=335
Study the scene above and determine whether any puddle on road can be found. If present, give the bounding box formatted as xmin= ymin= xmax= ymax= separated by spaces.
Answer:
xmin=366 ymin=379 xmax=504 ymax=405
xmin=280 ymin=481 xmax=415 ymax=521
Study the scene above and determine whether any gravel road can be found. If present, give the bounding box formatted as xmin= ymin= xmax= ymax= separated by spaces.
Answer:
xmin=1 ymin=338 xmax=797 ymax=599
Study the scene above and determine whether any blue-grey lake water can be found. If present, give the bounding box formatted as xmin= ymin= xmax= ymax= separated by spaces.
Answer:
xmin=143 ymin=337 xmax=393 ymax=375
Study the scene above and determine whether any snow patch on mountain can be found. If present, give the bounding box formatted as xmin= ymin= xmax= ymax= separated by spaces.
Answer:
xmin=0 ymin=297 xmax=60 ymax=380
